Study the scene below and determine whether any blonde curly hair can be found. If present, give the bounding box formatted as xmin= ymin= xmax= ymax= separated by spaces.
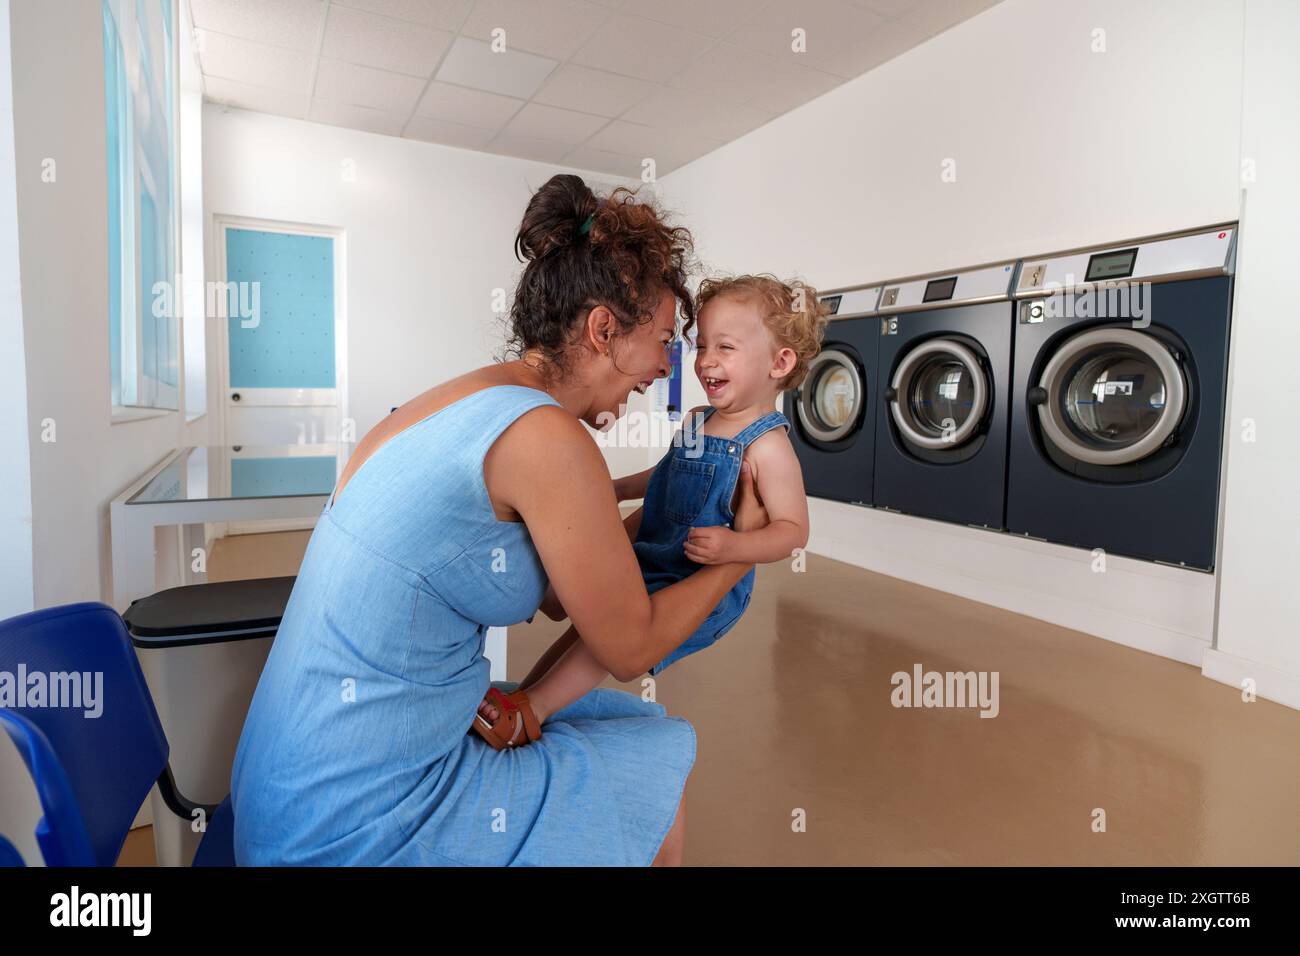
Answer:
xmin=695 ymin=274 xmax=829 ymax=390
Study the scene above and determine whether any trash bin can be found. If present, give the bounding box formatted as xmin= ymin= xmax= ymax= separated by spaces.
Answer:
xmin=123 ymin=576 xmax=295 ymax=866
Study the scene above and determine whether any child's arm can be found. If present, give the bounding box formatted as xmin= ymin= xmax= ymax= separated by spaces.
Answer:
xmin=612 ymin=467 xmax=656 ymax=503
xmin=683 ymin=430 xmax=809 ymax=566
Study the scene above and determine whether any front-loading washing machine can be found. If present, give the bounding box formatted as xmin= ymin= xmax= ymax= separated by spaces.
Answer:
xmin=1005 ymin=224 xmax=1236 ymax=570
xmin=872 ymin=261 xmax=1017 ymax=529
xmin=785 ymin=285 xmax=881 ymax=506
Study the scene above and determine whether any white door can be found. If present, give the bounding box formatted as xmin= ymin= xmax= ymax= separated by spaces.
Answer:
xmin=215 ymin=217 xmax=347 ymax=446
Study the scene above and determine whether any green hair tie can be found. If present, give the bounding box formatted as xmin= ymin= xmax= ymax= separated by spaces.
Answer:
xmin=578 ymin=213 xmax=594 ymax=237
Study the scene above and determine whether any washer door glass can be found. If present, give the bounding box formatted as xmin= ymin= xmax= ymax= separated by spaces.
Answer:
xmin=890 ymin=338 xmax=988 ymax=450
xmin=1036 ymin=328 xmax=1187 ymax=467
xmin=908 ymin=358 xmax=977 ymax=439
xmin=1064 ymin=348 xmax=1166 ymax=445
xmin=797 ymin=348 xmax=863 ymax=443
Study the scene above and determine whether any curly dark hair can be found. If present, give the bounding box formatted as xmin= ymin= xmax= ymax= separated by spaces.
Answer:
xmin=504 ymin=174 xmax=696 ymax=382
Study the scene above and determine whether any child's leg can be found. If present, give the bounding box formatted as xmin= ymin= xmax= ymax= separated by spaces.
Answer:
xmin=479 ymin=624 xmax=610 ymax=724
xmin=518 ymin=626 xmax=581 ymax=691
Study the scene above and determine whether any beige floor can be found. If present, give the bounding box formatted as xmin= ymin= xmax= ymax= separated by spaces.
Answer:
xmin=121 ymin=527 xmax=1300 ymax=866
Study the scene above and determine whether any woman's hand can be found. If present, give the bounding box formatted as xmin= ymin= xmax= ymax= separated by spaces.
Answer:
xmin=731 ymin=461 xmax=768 ymax=534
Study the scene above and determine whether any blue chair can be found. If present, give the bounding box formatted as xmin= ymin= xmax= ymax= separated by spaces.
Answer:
xmin=0 ymin=602 xmax=234 ymax=866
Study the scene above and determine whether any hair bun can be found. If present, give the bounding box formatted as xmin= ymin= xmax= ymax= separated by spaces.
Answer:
xmin=515 ymin=174 xmax=598 ymax=262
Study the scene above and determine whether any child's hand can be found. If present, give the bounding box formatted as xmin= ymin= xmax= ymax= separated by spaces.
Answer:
xmin=684 ymin=525 xmax=738 ymax=565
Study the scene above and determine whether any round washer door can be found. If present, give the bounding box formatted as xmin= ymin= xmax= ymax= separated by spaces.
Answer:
xmin=796 ymin=347 xmax=865 ymax=444
xmin=1034 ymin=327 xmax=1187 ymax=466
xmin=889 ymin=338 xmax=989 ymax=450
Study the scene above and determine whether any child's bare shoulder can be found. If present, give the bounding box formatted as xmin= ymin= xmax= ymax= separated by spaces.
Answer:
xmin=742 ymin=425 xmax=799 ymax=492
xmin=744 ymin=423 xmax=796 ymax=463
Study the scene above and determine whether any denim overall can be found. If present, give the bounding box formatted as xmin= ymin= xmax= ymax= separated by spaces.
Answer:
xmin=634 ymin=406 xmax=791 ymax=675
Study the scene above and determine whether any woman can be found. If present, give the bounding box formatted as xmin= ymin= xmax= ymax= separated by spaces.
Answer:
xmin=230 ymin=174 xmax=766 ymax=866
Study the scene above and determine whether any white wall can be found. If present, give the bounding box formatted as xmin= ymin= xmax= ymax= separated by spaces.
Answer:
xmin=0 ymin=0 xmax=43 ymax=868
xmin=202 ymin=105 xmax=661 ymax=460
xmin=0 ymin=0 xmax=33 ymax=620
xmin=180 ymin=0 xmax=206 ymax=423
xmin=9 ymin=0 xmax=208 ymax=611
xmin=659 ymin=0 xmax=1249 ymax=673
xmin=1202 ymin=0 xmax=1300 ymax=708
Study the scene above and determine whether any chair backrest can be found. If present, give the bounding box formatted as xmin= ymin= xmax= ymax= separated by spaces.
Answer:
xmin=0 ymin=602 xmax=169 ymax=866
xmin=0 ymin=833 xmax=27 ymax=867
xmin=0 ymin=708 xmax=96 ymax=865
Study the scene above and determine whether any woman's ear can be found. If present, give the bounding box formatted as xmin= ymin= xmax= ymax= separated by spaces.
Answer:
xmin=770 ymin=346 xmax=797 ymax=379
xmin=585 ymin=305 xmax=616 ymax=356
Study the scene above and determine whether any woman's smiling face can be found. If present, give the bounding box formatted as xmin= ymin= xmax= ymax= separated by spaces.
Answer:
xmin=585 ymin=289 xmax=677 ymax=430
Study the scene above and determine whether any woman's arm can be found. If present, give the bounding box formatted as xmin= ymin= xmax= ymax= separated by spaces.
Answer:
xmin=490 ymin=406 xmax=764 ymax=682
xmin=536 ymin=505 xmax=642 ymax=622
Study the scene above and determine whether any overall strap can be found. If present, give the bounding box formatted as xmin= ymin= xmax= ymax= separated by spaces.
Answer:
xmin=733 ymin=410 xmax=790 ymax=447
xmin=678 ymin=405 xmax=716 ymax=444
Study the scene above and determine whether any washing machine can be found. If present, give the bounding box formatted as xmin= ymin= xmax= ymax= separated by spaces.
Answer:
xmin=1005 ymin=225 xmax=1236 ymax=570
xmin=784 ymin=285 xmax=881 ymax=506
xmin=872 ymin=262 xmax=1017 ymax=529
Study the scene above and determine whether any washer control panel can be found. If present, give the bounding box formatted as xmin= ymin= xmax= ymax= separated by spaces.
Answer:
xmin=876 ymin=262 xmax=1017 ymax=315
xmin=1016 ymin=226 xmax=1236 ymax=297
xmin=820 ymin=285 xmax=881 ymax=320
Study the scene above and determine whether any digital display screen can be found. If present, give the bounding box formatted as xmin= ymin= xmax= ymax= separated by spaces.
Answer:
xmin=821 ymin=294 xmax=842 ymax=315
xmin=1085 ymin=248 xmax=1138 ymax=282
xmin=922 ymin=277 xmax=957 ymax=303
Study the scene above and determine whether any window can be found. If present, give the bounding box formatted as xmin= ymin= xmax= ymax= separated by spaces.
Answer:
xmin=104 ymin=0 xmax=179 ymax=412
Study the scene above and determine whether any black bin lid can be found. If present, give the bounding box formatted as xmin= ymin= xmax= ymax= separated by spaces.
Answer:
xmin=123 ymin=576 xmax=296 ymax=648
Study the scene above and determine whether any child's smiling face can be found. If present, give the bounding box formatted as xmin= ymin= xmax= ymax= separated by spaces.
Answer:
xmin=693 ymin=294 xmax=787 ymax=410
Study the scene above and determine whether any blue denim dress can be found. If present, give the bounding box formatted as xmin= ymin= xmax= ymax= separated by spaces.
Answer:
xmin=635 ymin=406 xmax=790 ymax=675
xmin=230 ymin=385 xmax=696 ymax=866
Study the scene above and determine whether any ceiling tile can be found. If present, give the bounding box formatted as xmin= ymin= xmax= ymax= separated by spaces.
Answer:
xmin=461 ymin=0 xmax=610 ymax=60
xmin=637 ymin=135 xmax=725 ymax=176
xmin=582 ymin=122 xmax=721 ymax=175
xmin=415 ymin=82 xmax=523 ymax=128
xmin=404 ymin=114 xmax=499 ymax=148
xmin=623 ymin=88 xmax=774 ymax=141
xmin=742 ymin=60 xmax=843 ymax=114
xmin=332 ymin=0 xmax=473 ymax=31
xmin=811 ymin=13 xmax=925 ymax=78
xmin=313 ymin=58 xmax=428 ymax=113
xmin=500 ymin=102 xmax=608 ymax=147
xmin=727 ymin=0 xmax=887 ymax=77
xmin=322 ymin=5 xmax=453 ymax=76
xmin=532 ymin=64 xmax=653 ymax=117
xmin=584 ymin=120 xmax=658 ymax=157
xmin=189 ymin=0 xmax=326 ymax=53
xmin=197 ymin=30 xmax=315 ymax=94
xmin=562 ymin=144 xmax=642 ymax=178
xmin=636 ymin=0 xmax=765 ymax=38
xmin=898 ymin=0 xmax=1002 ymax=39
xmin=434 ymin=35 xmax=558 ymax=98
xmin=204 ymin=76 xmax=311 ymax=119
xmin=308 ymin=99 xmax=408 ymax=136
xmin=486 ymin=127 xmax=573 ymax=164
xmin=848 ymin=0 xmax=927 ymax=17
xmin=669 ymin=41 xmax=778 ymax=104
xmin=570 ymin=13 xmax=716 ymax=83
